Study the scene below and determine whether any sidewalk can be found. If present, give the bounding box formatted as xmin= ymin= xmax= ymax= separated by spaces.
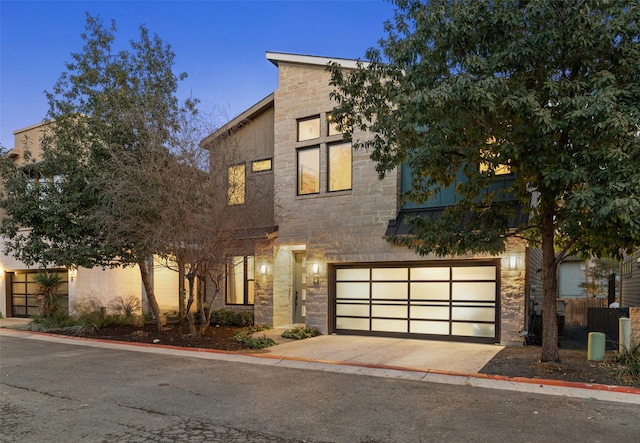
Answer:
xmin=1 ymin=323 xmax=638 ymax=404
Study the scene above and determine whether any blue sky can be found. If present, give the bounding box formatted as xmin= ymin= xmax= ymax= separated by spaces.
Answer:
xmin=0 ymin=0 xmax=395 ymax=148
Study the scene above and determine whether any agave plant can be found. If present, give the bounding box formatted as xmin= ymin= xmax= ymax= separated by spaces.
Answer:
xmin=34 ymin=271 xmax=63 ymax=318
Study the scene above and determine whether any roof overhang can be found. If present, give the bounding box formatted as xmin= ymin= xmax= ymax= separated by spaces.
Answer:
xmin=266 ymin=51 xmax=368 ymax=70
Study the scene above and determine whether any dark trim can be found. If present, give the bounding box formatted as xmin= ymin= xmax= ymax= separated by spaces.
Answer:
xmin=385 ymin=203 xmax=528 ymax=237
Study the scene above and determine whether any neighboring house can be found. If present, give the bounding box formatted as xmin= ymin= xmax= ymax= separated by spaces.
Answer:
xmin=202 ymin=52 xmax=530 ymax=346
xmin=621 ymin=249 xmax=640 ymax=307
xmin=0 ymin=122 xmax=180 ymax=318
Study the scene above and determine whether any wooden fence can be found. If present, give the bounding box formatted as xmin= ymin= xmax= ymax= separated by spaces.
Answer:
xmin=564 ymin=297 xmax=607 ymax=326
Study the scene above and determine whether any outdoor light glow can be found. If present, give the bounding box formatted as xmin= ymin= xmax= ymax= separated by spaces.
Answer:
xmin=509 ymin=256 xmax=517 ymax=270
xmin=260 ymin=264 xmax=268 ymax=275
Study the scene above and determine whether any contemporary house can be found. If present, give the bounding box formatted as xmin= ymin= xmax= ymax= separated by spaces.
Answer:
xmin=202 ymin=52 xmax=530 ymax=346
xmin=0 ymin=122 xmax=181 ymax=318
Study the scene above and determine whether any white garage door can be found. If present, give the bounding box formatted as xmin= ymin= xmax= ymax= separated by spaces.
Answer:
xmin=334 ymin=262 xmax=499 ymax=343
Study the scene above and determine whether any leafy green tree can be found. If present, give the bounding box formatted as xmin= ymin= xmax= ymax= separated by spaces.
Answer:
xmin=0 ymin=14 xmax=196 ymax=332
xmin=330 ymin=0 xmax=640 ymax=361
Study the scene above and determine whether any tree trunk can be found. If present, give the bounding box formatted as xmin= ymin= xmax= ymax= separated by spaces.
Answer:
xmin=540 ymin=205 xmax=560 ymax=362
xmin=178 ymin=259 xmax=186 ymax=319
xmin=185 ymin=273 xmax=197 ymax=336
xmin=139 ymin=259 xmax=165 ymax=333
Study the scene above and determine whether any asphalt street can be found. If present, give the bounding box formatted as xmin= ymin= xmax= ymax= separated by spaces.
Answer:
xmin=1 ymin=334 xmax=639 ymax=442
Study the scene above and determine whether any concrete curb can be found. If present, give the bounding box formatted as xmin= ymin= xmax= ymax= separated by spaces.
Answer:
xmin=1 ymin=327 xmax=638 ymax=404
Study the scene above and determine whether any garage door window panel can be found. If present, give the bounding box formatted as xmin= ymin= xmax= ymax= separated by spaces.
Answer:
xmin=410 ymin=282 xmax=450 ymax=300
xmin=452 ymin=282 xmax=496 ymax=300
xmin=371 ymin=282 xmax=407 ymax=299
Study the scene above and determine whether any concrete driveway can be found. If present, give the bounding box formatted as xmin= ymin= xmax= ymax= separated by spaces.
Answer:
xmin=255 ymin=330 xmax=502 ymax=374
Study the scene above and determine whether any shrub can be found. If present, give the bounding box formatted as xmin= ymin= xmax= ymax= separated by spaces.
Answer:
xmin=233 ymin=331 xmax=275 ymax=349
xmin=30 ymin=311 xmax=78 ymax=329
xmin=282 ymin=325 xmax=320 ymax=340
xmin=109 ymin=296 xmax=141 ymax=318
xmin=210 ymin=309 xmax=254 ymax=327
xmin=604 ymin=344 xmax=640 ymax=384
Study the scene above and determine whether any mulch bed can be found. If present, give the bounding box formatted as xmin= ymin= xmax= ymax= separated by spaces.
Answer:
xmin=63 ymin=323 xmax=247 ymax=352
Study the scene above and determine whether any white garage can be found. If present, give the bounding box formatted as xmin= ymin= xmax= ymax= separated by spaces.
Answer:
xmin=332 ymin=261 xmax=500 ymax=344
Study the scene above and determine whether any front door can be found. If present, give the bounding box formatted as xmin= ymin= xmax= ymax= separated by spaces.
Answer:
xmin=293 ymin=253 xmax=306 ymax=323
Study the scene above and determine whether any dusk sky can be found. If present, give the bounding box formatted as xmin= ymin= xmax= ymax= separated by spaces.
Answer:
xmin=0 ymin=0 xmax=396 ymax=149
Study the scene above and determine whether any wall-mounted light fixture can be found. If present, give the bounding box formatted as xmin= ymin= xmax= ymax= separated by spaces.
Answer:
xmin=509 ymin=255 xmax=517 ymax=270
xmin=260 ymin=264 xmax=268 ymax=276
xmin=312 ymin=263 xmax=320 ymax=284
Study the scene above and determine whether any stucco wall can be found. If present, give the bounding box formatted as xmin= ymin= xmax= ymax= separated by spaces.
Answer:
xmin=72 ymin=266 xmax=141 ymax=314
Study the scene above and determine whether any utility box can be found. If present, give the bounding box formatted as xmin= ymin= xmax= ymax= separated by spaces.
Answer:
xmin=587 ymin=332 xmax=606 ymax=361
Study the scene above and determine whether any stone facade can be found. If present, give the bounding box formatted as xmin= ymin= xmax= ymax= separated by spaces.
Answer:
xmin=629 ymin=307 xmax=640 ymax=347
xmin=264 ymin=53 xmax=527 ymax=345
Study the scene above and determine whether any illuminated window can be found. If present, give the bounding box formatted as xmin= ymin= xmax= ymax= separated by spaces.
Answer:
xmin=480 ymin=138 xmax=511 ymax=176
xmin=479 ymin=161 xmax=512 ymax=176
xmin=328 ymin=142 xmax=352 ymax=191
xmin=226 ymin=256 xmax=254 ymax=305
xmin=252 ymin=158 xmax=272 ymax=172
xmin=228 ymin=164 xmax=245 ymax=205
xmin=297 ymin=147 xmax=320 ymax=195
xmin=298 ymin=116 xmax=320 ymax=141
xmin=327 ymin=113 xmax=344 ymax=136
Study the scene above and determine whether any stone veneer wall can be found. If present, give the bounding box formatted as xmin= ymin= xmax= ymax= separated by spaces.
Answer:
xmin=497 ymin=237 xmax=528 ymax=346
xmin=630 ymin=307 xmax=640 ymax=346
xmin=269 ymin=59 xmax=527 ymax=345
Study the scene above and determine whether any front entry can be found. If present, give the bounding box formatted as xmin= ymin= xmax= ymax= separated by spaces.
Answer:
xmin=293 ymin=252 xmax=306 ymax=323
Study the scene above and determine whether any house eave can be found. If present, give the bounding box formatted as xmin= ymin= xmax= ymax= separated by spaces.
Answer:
xmin=266 ymin=51 xmax=369 ymax=70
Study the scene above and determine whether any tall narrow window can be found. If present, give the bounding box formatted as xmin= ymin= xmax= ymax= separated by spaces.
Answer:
xmin=228 ymin=164 xmax=245 ymax=205
xmin=297 ymin=147 xmax=320 ymax=195
xmin=226 ymin=256 xmax=255 ymax=305
xmin=298 ymin=116 xmax=320 ymax=141
xmin=328 ymin=142 xmax=352 ymax=191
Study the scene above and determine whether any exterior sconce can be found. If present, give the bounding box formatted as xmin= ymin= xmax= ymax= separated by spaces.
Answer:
xmin=312 ymin=263 xmax=320 ymax=284
xmin=260 ymin=264 xmax=268 ymax=275
xmin=509 ymin=256 xmax=517 ymax=270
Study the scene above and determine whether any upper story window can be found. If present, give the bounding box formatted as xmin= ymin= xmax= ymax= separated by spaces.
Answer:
xmin=252 ymin=158 xmax=272 ymax=172
xmin=296 ymin=113 xmax=353 ymax=197
xmin=328 ymin=142 xmax=352 ymax=192
xmin=228 ymin=164 xmax=245 ymax=205
xmin=298 ymin=116 xmax=320 ymax=141
xmin=479 ymin=160 xmax=512 ymax=176
xmin=622 ymin=259 xmax=633 ymax=278
xmin=297 ymin=147 xmax=320 ymax=195
xmin=327 ymin=113 xmax=344 ymax=136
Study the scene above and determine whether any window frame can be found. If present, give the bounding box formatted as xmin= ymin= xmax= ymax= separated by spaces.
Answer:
xmin=297 ymin=115 xmax=321 ymax=142
xmin=251 ymin=158 xmax=273 ymax=173
xmin=297 ymin=146 xmax=321 ymax=195
xmin=226 ymin=255 xmax=255 ymax=306
xmin=327 ymin=141 xmax=352 ymax=192
xmin=227 ymin=163 xmax=246 ymax=205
